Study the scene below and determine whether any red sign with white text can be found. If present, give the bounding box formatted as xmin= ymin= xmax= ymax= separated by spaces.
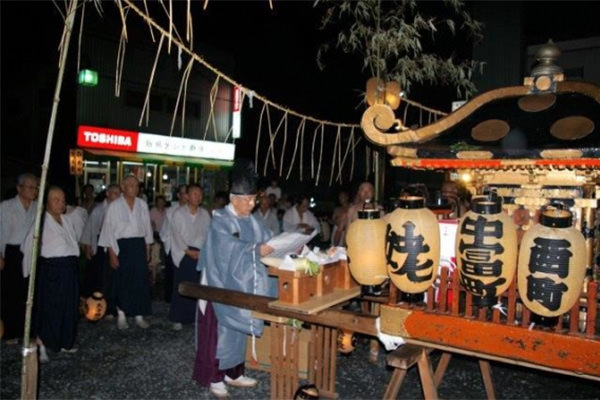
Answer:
xmin=77 ymin=125 xmax=139 ymax=152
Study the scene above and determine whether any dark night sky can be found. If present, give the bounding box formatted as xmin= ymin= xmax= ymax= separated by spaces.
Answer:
xmin=1 ymin=1 xmax=599 ymax=196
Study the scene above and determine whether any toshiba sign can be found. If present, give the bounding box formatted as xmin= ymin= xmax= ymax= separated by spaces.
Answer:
xmin=77 ymin=126 xmax=138 ymax=152
xmin=77 ymin=125 xmax=235 ymax=161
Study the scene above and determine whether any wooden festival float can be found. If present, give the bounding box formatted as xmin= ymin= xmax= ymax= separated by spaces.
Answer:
xmin=181 ymin=41 xmax=600 ymax=399
xmin=358 ymin=40 xmax=600 ymax=388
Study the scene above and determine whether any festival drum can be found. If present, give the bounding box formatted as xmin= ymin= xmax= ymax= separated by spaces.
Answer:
xmin=346 ymin=202 xmax=388 ymax=285
xmin=518 ymin=206 xmax=586 ymax=317
xmin=456 ymin=195 xmax=518 ymax=307
xmin=386 ymin=196 xmax=440 ymax=294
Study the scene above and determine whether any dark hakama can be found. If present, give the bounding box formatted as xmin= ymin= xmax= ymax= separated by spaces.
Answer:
xmin=34 ymin=256 xmax=79 ymax=352
xmin=1 ymin=244 xmax=28 ymax=340
xmin=85 ymin=243 xmax=105 ymax=296
xmin=115 ymin=238 xmax=152 ymax=316
xmin=96 ymin=246 xmax=117 ymax=316
xmin=163 ymin=252 xmax=174 ymax=303
xmin=169 ymin=253 xmax=200 ymax=324
xmin=192 ymin=302 xmax=244 ymax=386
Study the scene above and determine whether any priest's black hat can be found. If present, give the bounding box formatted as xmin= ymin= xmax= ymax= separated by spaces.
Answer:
xmin=230 ymin=158 xmax=258 ymax=195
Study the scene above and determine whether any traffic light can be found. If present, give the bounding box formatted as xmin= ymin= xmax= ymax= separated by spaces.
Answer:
xmin=69 ymin=149 xmax=84 ymax=176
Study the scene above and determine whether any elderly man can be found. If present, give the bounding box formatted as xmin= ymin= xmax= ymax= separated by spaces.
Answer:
xmin=98 ymin=175 xmax=153 ymax=330
xmin=21 ymin=186 xmax=80 ymax=361
xmin=193 ymin=159 xmax=275 ymax=398
xmin=253 ymin=191 xmax=280 ymax=235
xmin=0 ymin=173 xmax=38 ymax=343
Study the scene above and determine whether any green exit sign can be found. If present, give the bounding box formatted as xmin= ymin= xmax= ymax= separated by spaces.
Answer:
xmin=78 ymin=69 xmax=98 ymax=87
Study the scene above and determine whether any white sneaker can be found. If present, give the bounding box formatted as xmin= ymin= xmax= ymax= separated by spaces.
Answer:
xmin=209 ymin=381 xmax=229 ymax=398
xmin=60 ymin=347 xmax=78 ymax=353
xmin=172 ymin=323 xmax=183 ymax=331
xmin=135 ymin=316 xmax=149 ymax=329
xmin=224 ymin=374 xmax=257 ymax=388
xmin=39 ymin=344 xmax=49 ymax=363
xmin=117 ymin=314 xmax=129 ymax=330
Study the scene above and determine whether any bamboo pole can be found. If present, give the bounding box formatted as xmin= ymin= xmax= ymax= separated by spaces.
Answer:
xmin=20 ymin=1 xmax=79 ymax=398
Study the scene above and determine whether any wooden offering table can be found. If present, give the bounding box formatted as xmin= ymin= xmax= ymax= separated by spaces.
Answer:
xmin=253 ymin=259 xmax=360 ymax=398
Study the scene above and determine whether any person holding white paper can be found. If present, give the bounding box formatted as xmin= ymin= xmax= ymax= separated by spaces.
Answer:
xmin=282 ymin=195 xmax=320 ymax=235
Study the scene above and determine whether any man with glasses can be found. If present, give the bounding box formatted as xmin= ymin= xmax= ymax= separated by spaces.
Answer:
xmin=193 ymin=159 xmax=275 ymax=398
xmin=0 ymin=173 xmax=39 ymax=343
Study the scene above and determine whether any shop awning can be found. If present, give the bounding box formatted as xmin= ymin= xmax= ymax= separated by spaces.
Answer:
xmin=82 ymin=148 xmax=233 ymax=170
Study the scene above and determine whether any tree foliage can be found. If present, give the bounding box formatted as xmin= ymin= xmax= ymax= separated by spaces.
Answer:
xmin=315 ymin=0 xmax=484 ymax=99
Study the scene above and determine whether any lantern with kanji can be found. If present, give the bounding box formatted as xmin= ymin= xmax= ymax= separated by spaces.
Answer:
xmin=81 ymin=291 xmax=107 ymax=321
xmin=518 ymin=207 xmax=586 ymax=317
xmin=346 ymin=201 xmax=388 ymax=285
xmin=386 ymin=196 xmax=440 ymax=293
xmin=456 ymin=195 xmax=518 ymax=306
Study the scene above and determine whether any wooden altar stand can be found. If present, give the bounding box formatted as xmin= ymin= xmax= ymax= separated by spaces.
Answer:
xmin=247 ymin=260 xmax=360 ymax=399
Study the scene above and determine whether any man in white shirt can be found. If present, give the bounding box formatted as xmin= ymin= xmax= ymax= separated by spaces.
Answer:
xmin=80 ymin=184 xmax=121 ymax=315
xmin=98 ymin=176 xmax=154 ymax=330
xmin=282 ymin=195 xmax=320 ymax=235
xmin=265 ymin=179 xmax=282 ymax=201
xmin=21 ymin=186 xmax=80 ymax=361
xmin=168 ymin=184 xmax=210 ymax=330
xmin=253 ymin=192 xmax=280 ymax=235
xmin=159 ymin=184 xmax=188 ymax=303
xmin=0 ymin=173 xmax=38 ymax=343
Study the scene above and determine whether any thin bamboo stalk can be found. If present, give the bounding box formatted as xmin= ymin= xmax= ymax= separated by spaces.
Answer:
xmin=21 ymin=1 xmax=78 ymax=398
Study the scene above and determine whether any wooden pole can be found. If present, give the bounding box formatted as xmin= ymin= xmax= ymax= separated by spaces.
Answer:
xmin=21 ymin=1 xmax=79 ymax=398
xmin=178 ymin=283 xmax=378 ymax=336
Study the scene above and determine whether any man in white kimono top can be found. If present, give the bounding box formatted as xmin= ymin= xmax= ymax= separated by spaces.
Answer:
xmin=168 ymin=184 xmax=210 ymax=330
xmin=0 ymin=172 xmax=38 ymax=342
xmin=252 ymin=192 xmax=280 ymax=235
xmin=159 ymin=184 xmax=188 ymax=303
xmin=98 ymin=176 xmax=153 ymax=330
xmin=21 ymin=186 xmax=80 ymax=362
xmin=282 ymin=195 xmax=320 ymax=235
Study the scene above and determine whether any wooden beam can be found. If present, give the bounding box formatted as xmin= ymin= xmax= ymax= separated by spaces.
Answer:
xmin=179 ymin=283 xmax=378 ymax=336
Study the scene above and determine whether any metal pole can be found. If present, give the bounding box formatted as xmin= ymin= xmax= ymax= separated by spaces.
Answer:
xmin=21 ymin=1 xmax=79 ymax=398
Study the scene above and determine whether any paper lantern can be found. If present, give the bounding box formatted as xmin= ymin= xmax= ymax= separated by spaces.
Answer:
xmin=518 ymin=207 xmax=586 ymax=317
xmin=337 ymin=330 xmax=356 ymax=354
xmin=293 ymin=384 xmax=319 ymax=400
xmin=346 ymin=204 xmax=388 ymax=285
xmin=386 ymin=196 xmax=440 ymax=294
xmin=456 ymin=196 xmax=518 ymax=306
xmin=82 ymin=292 xmax=107 ymax=321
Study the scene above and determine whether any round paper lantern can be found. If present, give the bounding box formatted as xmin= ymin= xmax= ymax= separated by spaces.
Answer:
xmin=518 ymin=207 xmax=586 ymax=317
xmin=346 ymin=203 xmax=388 ymax=285
xmin=293 ymin=384 xmax=319 ymax=400
xmin=82 ymin=292 xmax=107 ymax=321
xmin=456 ymin=196 xmax=518 ymax=307
xmin=386 ymin=196 xmax=440 ymax=294
xmin=337 ymin=330 xmax=356 ymax=354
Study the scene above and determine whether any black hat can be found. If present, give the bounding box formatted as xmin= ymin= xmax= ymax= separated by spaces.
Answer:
xmin=230 ymin=158 xmax=258 ymax=195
